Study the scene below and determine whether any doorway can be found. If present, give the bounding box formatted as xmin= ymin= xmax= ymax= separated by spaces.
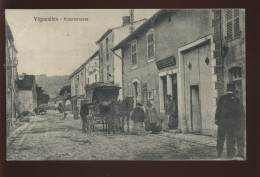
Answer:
xmin=162 ymin=76 xmax=167 ymax=109
xmin=133 ymin=82 xmax=138 ymax=107
xmin=190 ymin=85 xmax=202 ymax=134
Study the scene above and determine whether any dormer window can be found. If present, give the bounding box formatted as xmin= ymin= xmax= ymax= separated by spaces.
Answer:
xmin=131 ymin=40 xmax=137 ymax=65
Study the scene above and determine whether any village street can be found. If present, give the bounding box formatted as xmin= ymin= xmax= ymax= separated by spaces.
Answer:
xmin=7 ymin=110 xmax=221 ymax=161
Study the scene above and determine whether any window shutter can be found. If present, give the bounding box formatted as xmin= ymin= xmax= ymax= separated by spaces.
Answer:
xmin=234 ymin=9 xmax=239 ymax=18
xmin=226 ymin=9 xmax=232 ymax=20
xmin=234 ymin=9 xmax=240 ymax=38
xmin=227 ymin=21 xmax=233 ymax=39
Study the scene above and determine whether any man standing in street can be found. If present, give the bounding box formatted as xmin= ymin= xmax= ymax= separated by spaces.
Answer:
xmin=164 ymin=95 xmax=175 ymax=131
xmin=215 ymin=83 xmax=245 ymax=159
xmin=80 ymin=101 xmax=89 ymax=133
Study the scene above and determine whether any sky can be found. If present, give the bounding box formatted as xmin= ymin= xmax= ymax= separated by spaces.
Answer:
xmin=6 ymin=9 xmax=159 ymax=76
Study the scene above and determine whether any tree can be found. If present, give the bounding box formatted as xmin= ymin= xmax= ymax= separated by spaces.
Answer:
xmin=59 ymin=85 xmax=71 ymax=96
xmin=36 ymin=84 xmax=50 ymax=107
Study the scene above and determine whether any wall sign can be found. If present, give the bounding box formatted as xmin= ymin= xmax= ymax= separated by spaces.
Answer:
xmin=156 ymin=55 xmax=176 ymax=70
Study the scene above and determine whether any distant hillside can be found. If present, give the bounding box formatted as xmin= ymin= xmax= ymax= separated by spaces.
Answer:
xmin=35 ymin=74 xmax=70 ymax=98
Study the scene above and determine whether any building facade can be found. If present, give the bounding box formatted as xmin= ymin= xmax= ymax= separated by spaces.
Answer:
xmin=96 ymin=17 xmax=146 ymax=100
xmin=17 ymin=75 xmax=37 ymax=114
xmin=113 ymin=9 xmax=237 ymax=136
xmin=69 ymin=50 xmax=99 ymax=118
xmin=212 ymin=9 xmax=246 ymax=107
xmin=6 ymin=20 xmax=19 ymax=133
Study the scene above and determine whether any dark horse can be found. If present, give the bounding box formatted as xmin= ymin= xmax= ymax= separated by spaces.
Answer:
xmin=99 ymin=97 xmax=134 ymax=134
xmin=99 ymin=101 xmax=117 ymax=134
xmin=119 ymin=96 xmax=134 ymax=133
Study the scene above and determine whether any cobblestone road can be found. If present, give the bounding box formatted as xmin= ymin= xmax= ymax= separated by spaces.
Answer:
xmin=7 ymin=110 xmax=221 ymax=160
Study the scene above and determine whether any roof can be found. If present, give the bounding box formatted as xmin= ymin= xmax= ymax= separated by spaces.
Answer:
xmin=18 ymin=75 xmax=35 ymax=90
xmin=49 ymin=96 xmax=64 ymax=102
xmin=112 ymin=10 xmax=170 ymax=51
xmin=69 ymin=50 xmax=99 ymax=79
xmin=85 ymin=82 xmax=121 ymax=90
xmin=96 ymin=18 xmax=147 ymax=44
xmin=5 ymin=20 xmax=14 ymax=42
xmin=5 ymin=20 xmax=18 ymax=53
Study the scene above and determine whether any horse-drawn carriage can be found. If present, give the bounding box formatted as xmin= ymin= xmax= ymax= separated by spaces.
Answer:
xmin=83 ymin=82 xmax=134 ymax=134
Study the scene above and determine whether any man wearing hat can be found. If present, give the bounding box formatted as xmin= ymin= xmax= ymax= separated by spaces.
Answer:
xmin=215 ymin=83 xmax=245 ymax=159
xmin=164 ymin=94 xmax=175 ymax=131
xmin=131 ymin=100 xmax=146 ymax=135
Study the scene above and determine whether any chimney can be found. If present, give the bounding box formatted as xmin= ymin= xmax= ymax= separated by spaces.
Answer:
xmin=122 ymin=16 xmax=131 ymax=26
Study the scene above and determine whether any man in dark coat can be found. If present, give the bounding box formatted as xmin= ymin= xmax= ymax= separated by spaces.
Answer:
xmin=80 ymin=102 xmax=89 ymax=133
xmin=164 ymin=95 xmax=175 ymax=131
xmin=215 ymin=83 xmax=245 ymax=159
xmin=131 ymin=101 xmax=146 ymax=135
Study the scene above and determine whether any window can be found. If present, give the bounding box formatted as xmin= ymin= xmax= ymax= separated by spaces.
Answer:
xmin=106 ymin=38 xmax=109 ymax=60
xmin=131 ymin=40 xmax=137 ymax=65
xmin=148 ymin=90 xmax=154 ymax=100
xmin=147 ymin=29 xmax=155 ymax=59
xmin=226 ymin=9 xmax=240 ymax=40
xmin=95 ymin=74 xmax=97 ymax=82
xmin=100 ymin=43 xmax=103 ymax=64
xmin=87 ymin=78 xmax=89 ymax=84
xmin=100 ymin=68 xmax=103 ymax=82
xmin=229 ymin=67 xmax=242 ymax=81
xmin=107 ymin=65 xmax=110 ymax=81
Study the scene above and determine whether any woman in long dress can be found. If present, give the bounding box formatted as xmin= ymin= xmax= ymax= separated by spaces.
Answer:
xmin=146 ymin=101 xmax=162 ymax=134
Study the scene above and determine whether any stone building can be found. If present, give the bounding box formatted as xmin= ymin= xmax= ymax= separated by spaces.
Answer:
xmin=96 ymin=17 xmax=146 ymax=100
xmin=69 ymin=50 xmax=99 ymax=118
xmin=17 ymin=75 xmax=37 ymax=114
xmin=113 ymin=9 xmax=231 ymax=136
xmin=5 ymin=20 xmax=19 ymax=132
xmin=211 ymin=9 xmax=246 ymax=109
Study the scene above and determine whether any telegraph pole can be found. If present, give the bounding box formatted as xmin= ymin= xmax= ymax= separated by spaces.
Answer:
xmin=129 ymin=9 xmax=135 ymax=33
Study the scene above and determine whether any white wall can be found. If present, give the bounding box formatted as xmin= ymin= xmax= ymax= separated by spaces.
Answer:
xmin=114 ymin=54 xmax=123 ymax=100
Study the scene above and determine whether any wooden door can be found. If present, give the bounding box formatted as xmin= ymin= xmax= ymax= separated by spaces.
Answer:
xmin=183 ymin=48 xmax=200 ymax=132
xmin=190 ymin=85 xmax=201 ymax=133
xmin=183 ymin=42 xmax=212 ymax=134
xmin=198 ymin=44 xmax=212 ymax=132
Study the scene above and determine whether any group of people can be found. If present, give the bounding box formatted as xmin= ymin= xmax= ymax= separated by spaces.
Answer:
xmin=131 ymin=95 xmax=177 ymax=135
xmin=78 ymin=83 xmax=245 ymax=159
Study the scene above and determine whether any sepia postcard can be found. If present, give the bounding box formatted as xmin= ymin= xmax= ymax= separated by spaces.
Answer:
xmin=5 ymin=9 xmax=246 ymax=161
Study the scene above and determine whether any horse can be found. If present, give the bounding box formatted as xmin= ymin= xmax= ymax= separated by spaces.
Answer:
xmin=99 ymin=101 xmax=115 ymax=134
xmin=119 ymin=96 xmax=134 ymax=133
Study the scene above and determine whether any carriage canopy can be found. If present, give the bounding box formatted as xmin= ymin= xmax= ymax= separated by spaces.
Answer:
xmin=85 ymin=82 xmax=121 ymax=104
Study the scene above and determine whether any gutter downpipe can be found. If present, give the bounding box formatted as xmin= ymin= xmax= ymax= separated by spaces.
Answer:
xmin=112 ymin=49 xmax=124 ymax=98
